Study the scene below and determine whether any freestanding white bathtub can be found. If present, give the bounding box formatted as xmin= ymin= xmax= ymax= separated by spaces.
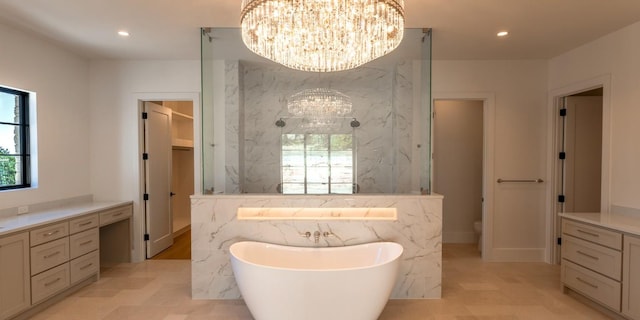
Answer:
xmin=229 ymin=241 xmax=403 ymax=320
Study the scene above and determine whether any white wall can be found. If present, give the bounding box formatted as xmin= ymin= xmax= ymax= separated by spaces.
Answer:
xmin=88 ymin=60 xmax=200 ymax=261
xmin=549 ymin=21 xmax=640 ymax=211
xmin=433 ymin=60 xmax=549 ymax=261
xmin=0 ymin=22 xmax=91 ymax=211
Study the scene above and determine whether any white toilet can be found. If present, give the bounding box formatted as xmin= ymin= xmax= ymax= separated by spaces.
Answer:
xmin=473 ymin=221 xmax=482 ymax=252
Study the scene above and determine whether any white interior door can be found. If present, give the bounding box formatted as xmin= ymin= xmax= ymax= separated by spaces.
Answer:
xmin=144 ymin=101 xmax=173 ymax=258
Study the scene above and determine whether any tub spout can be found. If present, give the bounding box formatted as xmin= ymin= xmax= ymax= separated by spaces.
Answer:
xmin=314 ymin=231 xmax=321 ymax=244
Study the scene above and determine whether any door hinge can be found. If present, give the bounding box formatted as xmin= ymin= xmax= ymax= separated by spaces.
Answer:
xmin=144 ymin=234 xmax=150 ymax=241
xmin=142 ymin=153 xmax=148 ymax=160
xmin=557 ymin=237 xmax=562 ymax=245
xmin=143 ymin=193 xmax=149 ymax=201
xmin=559 ymin=152 xmax=566 ymax=160
xmin=558 ymin=195 xmax=565 ymax=203
xmin=142 ymin=112 xmax=148 ymax=119
xmin=559 ymin=108 xmax=567 ymax=117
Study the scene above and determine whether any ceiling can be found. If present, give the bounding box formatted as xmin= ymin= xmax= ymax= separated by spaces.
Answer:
xmin=1 ymin=0 xmax=640 ymax=61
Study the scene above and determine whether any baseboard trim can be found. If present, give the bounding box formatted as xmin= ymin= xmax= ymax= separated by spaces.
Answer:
xmin=173 ymin=225 xmax=191 ymax=237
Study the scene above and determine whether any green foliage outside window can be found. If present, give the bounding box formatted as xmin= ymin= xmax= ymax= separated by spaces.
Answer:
xmin=0 ymin=146 xmax=16 ymax=186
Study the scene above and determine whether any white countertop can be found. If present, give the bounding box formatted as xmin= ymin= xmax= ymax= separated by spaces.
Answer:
xmin=0 ymin=201 xmax=132 ymax=237
xmin=560 ymin=212 xmax=640 ymax=237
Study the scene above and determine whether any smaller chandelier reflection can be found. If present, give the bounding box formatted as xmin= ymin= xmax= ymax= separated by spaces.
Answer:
xmin=287 ymin=88 xmax=352 ymax=120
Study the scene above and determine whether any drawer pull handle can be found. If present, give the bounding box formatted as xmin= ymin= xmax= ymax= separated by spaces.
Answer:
xmin=112 ymin=212 xmax=124 ymax=217
xmin=79 ymin=221 xmax=93 ymax=226
xmin=43 ymin=230 xmax=60 ymax=237
xmin=44 ymin=251 xmax=61 ymax=259
xmin=576 ymin=277 xmax=599 ymax=289
xmin=577 ymin=229 xmax=600 ymax=238
xmin=44 ymin=277 xmax=62 ymax=287
xmin=576 ymin=250 xmax=600 ymax=261
xmin=79 ymin=240 xmax=93 ymax=246
xmin=80 ymin=263 xmax=94 ymax=270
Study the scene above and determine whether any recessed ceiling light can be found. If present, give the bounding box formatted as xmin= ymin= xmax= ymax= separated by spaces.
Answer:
xmin=497 ymin=31 xmax=509 ymax=37
xmin=118 ymin=30 xmax=130 ymax=37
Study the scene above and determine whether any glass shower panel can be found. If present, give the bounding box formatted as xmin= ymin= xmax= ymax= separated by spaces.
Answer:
xmin=201 ymin=28 xmax=215 ymax=194
xmin=200 ymin=28 xmax=432 ymax=194
xmin=420 ymin=29 xmax=433 ymax=194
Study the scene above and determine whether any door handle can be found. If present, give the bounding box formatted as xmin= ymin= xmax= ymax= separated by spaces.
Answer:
xmin=170 ymin=192 xmax=176 ymax=197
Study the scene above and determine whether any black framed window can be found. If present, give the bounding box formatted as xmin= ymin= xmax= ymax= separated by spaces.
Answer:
xmin=0 ymin=87 xmax=30 ymax=190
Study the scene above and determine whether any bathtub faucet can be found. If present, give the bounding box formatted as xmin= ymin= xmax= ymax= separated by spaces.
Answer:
xmin=314 ymin=231 xmax=321 ymax=243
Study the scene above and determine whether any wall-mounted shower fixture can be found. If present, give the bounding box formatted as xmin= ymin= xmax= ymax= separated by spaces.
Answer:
xmin=350 ymin=118 xmax=360 ymax=128
xmin=275 ymin=118 xmax=286 ymax=127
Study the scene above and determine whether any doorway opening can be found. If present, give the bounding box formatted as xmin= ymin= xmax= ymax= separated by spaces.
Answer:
xmin=553 ymin=88 xmax=604 ymax=262
xmin=141 ymin=100 xmax=194 ymax=260
xmin=433 ymin=99 xmax=484 ymax=255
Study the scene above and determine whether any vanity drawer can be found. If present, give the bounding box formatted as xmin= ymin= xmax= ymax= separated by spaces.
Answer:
xmin=99 ymin=206 xmax=132 ymax=226
xmin=563 ymin=235 xmax=622 ymax=281
xmin=70 ymin=250 xmax=99 ymax=284
xmin=563 ymin=260 xmax=621 ymax=312
xmin=69 ymin=228 xmax=99 ymax=259
xmin=31 ymin=263 xmax=70 ymax=304
xmin=30 ymin=222 xmax=69 ymax=247
xmin=30 ymin=237 xmax=69 ymax=275
xmin=563 ymin=220 xmax=622 ymax=250
xmin=69 ymin=214 xmax=99 ymax=234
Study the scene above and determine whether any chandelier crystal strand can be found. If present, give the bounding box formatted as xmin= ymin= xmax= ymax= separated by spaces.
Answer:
xmin=241 ymin=0 xmax=405 ymax=72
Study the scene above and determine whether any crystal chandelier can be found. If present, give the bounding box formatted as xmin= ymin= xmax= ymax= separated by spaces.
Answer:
xmin=240 ymin=0 xmax=405 ymax=72
xmin=287 ymin=88 xmax=352 ymax=119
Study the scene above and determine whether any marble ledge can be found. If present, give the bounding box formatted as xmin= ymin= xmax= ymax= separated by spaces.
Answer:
xmin=237 ymin=207 xmax=397 ymax=221
xmin=192 ymin=193 xmax=443 ymax=200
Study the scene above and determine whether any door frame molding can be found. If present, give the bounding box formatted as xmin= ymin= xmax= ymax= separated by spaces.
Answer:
xmin=546 ymin=75 xmax=611 ymax=264
xmin=134 ymin=92 xmax=201 ymax=262
xmin=432 ymin=92 xmax=495 ymax=260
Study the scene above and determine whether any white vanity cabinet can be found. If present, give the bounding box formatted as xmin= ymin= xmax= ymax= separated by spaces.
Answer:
xmin=623 ymin=234 xmax=640 ymax=319
xmin=0 ymin=232 xmax=31 ymax=320
xmin=561 ymin=219 xmax=622 ymax=312
xmin=0 ymin=201 xmax=132 ymax=319
xmin=562 ymin=217 xmax=640 ymax=320
xmin=29 ymin=221 xmax=71 ymax=304
xmin=28 ymin=214 xmax=101 ymax=305
xmin=68 ymin=215 xmax=99 ymax=285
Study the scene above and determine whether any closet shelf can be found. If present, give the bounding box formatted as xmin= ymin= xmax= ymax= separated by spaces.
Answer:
xmin=172 ymin=111 xmax=193 ymax=120
xmin=172 ymin=138 xmax=193 ymax=149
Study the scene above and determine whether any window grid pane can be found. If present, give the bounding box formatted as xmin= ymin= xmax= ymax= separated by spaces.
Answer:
xmin=281 ymin=133 xmax=353 ymax=195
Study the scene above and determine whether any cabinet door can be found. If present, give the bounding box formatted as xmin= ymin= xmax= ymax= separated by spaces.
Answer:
xmin=0 ymin=232 xmax=30 ymax=319
xmin=623 ymin=234 xmax=640 ymax=319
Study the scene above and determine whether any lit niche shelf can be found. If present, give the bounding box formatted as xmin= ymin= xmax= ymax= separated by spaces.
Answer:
xmin=237 ymin=207 xmax=397 ymax=221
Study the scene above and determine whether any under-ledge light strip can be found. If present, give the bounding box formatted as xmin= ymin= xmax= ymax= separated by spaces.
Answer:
xmin=237 ymin=207 xmax=397 ymax=221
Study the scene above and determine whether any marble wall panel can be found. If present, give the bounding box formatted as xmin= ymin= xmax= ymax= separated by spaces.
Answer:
xmin=238 ymin=62 xmax=414 ymax=194
xmin=191 ymin=194 xmax=443 ymax=300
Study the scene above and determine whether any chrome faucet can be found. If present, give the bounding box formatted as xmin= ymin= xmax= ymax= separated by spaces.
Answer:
xmin=314 ymin=231 xmax=321 ymax=244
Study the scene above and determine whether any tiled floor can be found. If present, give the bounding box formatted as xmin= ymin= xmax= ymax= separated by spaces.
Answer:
xmin=30 ymin=244 xmax=612 ymax=320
